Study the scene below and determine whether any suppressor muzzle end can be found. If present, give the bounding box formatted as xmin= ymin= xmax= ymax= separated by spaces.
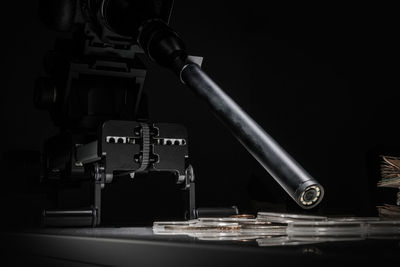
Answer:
xmin=295 ymin=182 xmax=324 ymax=209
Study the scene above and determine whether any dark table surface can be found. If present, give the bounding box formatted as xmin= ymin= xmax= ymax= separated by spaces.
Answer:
xmin=2 ymin=227 xmax=400 ymax=266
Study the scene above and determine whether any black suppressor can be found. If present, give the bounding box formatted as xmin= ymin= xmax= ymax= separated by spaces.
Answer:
xmin=135 ymin=20 xmax=324 ymax=209
xmin=101 ymin=3 xmax=325 ymax=209
xmin=179 ymin=62 xmax=324 ymax=209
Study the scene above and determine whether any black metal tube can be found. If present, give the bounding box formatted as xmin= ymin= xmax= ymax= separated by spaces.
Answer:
xmin=134 ymin=19 xmax=324 ymax=209
xmin=180 ymin=63 xmax=324 ymax=209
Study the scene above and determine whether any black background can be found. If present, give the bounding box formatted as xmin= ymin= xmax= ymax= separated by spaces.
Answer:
xmin=1 ymin=1 xmax=398 ymax=226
